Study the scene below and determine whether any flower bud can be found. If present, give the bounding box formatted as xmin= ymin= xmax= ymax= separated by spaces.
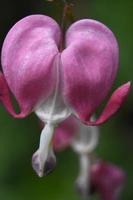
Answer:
xmin=91 ymin=161 xmax=126 ymax=200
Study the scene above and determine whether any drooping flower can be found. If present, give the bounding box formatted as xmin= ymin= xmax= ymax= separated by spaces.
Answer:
xmin=70 ymin=116 xmax=99 ymax=199
xmin=53 ymin=116 xmax=125 ymax=200
xmin=75 ymin=160 xmax=126 ymax=200
xmin=90 ymin=161 xmax=126 ymax=200
xmin=0 ymin=15 xmax=131 ymax=176
xmin=75 ymin=161 xmax=126 ymax=200
xmin=53 ymin=116 xmax=126 ymax=200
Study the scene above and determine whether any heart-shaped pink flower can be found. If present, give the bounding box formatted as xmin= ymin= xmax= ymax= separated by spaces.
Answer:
xmin=0 ymin=15 xmax=130 ymax=123
xmin=0 ymin=15 xmax=131 ymax=176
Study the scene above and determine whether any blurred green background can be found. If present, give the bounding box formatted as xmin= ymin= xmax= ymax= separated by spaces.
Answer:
xmin=0 ymin=0 xmax=133 ymax=199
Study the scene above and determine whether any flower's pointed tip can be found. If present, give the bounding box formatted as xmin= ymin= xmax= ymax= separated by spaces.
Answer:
xmin=120 ymin=81 xmax=131 ymax=94
xmin=75 ymin=179 xmax=89 ymax=200
xmin=85 ymin=81 xmax=131 ymax=126
xmin=36 ymin=171 xmax=43 ymax=178
xmin=124 ymin=81 xmax=132 ymax=96
xmin=32 ymin=150 xmax=56 ymax=178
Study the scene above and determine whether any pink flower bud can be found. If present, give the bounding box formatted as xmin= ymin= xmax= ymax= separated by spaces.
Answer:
xmin=91 ymin=161 xmax=126 ymax=200
xmin=76 ymin=161 xmax=126 ymax=200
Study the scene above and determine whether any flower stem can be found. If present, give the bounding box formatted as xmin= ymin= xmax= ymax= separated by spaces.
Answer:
xmin=60 ymin=1 xmax=74 ymax=51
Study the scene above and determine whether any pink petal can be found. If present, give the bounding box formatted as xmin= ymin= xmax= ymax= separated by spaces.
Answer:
xmin=84 ymin=82 xmax=131 ymax=125
xmin=0 ymin=72 xmax=28 ymax=118
xmin=61 ymin=19 xmax=119 ymax=121
xmin=91 ymin=161 xmax=126 ymax=200
xmin=1 ymin=15 xmax=61 ymax=115
xmin=53 ymin=116 xmax=78 ymax=151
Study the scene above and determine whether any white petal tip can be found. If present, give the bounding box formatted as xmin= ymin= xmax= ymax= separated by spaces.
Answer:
xmin=32 ymin=150 xmax=56 ymax=177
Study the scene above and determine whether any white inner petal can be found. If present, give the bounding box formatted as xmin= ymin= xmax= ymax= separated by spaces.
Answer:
xmin=35 ymin=54 xmax=71 ymax=124
xmin=73 ymin=117 xmax=99 ymax=198
xmin=77 ymin=154 xmax=91 ymax=198
xmin=71 ymin=121 xmax=99 ymax=154
xmin=32 ymin=54 xmax=71 ymax=177
xmin=39 ymin=122 xmax=55 ymax=164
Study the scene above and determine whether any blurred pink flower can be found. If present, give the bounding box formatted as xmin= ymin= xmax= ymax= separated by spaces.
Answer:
xmin=53 ymin=117 xmax=125 ymax=200
xmin=90 ymin=161 xmax=126 ymax=200
xmin=0 ymin=15 xmax=131 ymax=176
xmin=53 ymin=117 xmax=78 ymax=151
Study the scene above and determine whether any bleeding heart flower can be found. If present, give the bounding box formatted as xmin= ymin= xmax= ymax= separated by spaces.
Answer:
xmin=0 ymin=15 xmax=131 ymax=177
xmin=90 ymin=161 xmax=126 ymax=200
xmin=53 ymin=116 xmax=125 ymax=200
xmin=76 ymin=161 xmax=126 ymax=200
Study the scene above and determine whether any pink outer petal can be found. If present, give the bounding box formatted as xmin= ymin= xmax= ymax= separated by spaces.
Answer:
xmin=61 ymin=19 xmax=119 ymax=121
xmin=84 ymin=82 xmax=131 ymax=125
xmin=1 ymin=15 xmax=61 ymax=116
xmin=0 ymin=72 xmax=27 ymax=118
xmin=52 ymin=116 xmax=78 ymax=151
xmin=91 ymin=161 xmax=126 ymax=200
